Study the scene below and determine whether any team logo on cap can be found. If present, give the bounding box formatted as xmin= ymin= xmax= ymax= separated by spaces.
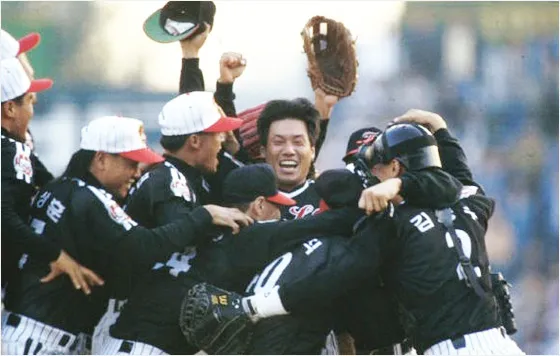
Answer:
xmin=356 ymin=131 xmax=378 ymax=146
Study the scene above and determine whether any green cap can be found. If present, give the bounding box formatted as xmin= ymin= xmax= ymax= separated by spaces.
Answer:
xmin=143 ymin=1 xmax=216 ymax=43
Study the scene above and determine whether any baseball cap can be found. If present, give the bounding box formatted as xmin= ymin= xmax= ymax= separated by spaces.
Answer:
xmin=80 ymin=116 xmax=164 ymax=164
xmin=159 ymin=91 xmax=242 ymax=136
xmin=315 ymin=169 xmax=364 ymax=210
xmin=1 ymin=29 xmax=41 ymax=60
xmin=343 ymin=126 xmax=381 ymax=163
xmin=1 ymin=57 xmax=53 ymax=102
xmin=143 ymin=1 xmax=216 ymax=43
xmin=223 ymin=164 xmax=296 ymax=206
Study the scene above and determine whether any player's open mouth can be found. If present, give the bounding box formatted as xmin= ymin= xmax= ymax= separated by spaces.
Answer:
xmin=279 ymin=160 xmax=298 ymax=173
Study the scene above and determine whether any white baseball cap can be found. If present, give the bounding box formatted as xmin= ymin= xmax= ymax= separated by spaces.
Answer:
xmin=1 ymin=29 xmax=41 ymax=60
xmin=1 ymin=57 xmax=53 ymax=102
xmin=158 ymin=91 xmax=243 ymax=136
xmin=80 ymin=116 xmax=164 ymax=164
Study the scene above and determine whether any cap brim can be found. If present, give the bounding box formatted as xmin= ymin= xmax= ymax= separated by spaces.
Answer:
xmin=267 ymin=192 xmax=296 ymax=206
xmin=318 ymin=199 xmax=330 ymax=213
xmin=143 ymin=9 xmax=200 ymax=43
xmin=28 ymin=78 xmax=53 ymax=93
xmin=343 ymin=148 xmax=359 ymax=161
xmin=120 ymin=148 xmax=164 ymax=164
xmin=204 ymin=117 xmax=243 ymax=133
xmin=17 ymin=33 xmax=40 ymax=54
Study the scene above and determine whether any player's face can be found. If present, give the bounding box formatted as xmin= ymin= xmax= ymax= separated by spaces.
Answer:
xmin=371 ymin=160 xmax=399 ymax=182
xmin=102 ymin=154 xmax=142 ymax=199
xmin=261 ymin=200 xmax=281 ymax=221
xmin=265 ymin=119 xmax=315 ymax=192
xmin=3 ymin=92 xmax=36 ymax=142
xmin=197 ymin=132 xmax=226 ymax=174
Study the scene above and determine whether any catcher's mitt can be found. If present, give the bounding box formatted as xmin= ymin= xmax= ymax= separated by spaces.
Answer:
xmin=238 ymin=104 xmax=267 ymax=162
xmin=301 ymin=16 xmax=358 ymax=98
xmin=179 ymin=282 xmax=253 ymax=355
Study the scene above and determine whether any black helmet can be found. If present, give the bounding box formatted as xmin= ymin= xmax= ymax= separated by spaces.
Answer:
xmin=361 ymin=123 xmax=441 ymax=171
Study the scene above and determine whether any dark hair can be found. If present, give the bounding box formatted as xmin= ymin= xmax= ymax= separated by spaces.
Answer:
xmin=160 ymin=134 xmax=190 ymax=153
xmin=257 ymin=98 xmax=320 ymax=147
xmin=1 ymin=93 xmax=26 ymax=106
xmin=61 ymin=149 xmax=96 ymax=180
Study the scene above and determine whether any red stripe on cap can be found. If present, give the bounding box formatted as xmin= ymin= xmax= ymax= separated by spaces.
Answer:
xmin=27 ymin=78 xmax=53 ymax=93
xmin=17 ymin=33 xmax=41 ymax=55
xmin=204 ymin=116 xmax=243 ymax=133
xmin=120 ymin=148 xmax=164 ymax=164
xmin=267 ymin=192 xmax=296 ymax=206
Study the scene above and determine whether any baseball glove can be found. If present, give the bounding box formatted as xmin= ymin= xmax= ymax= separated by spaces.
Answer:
xmin=179 ymin=282 xmax=254 ymax=355
xmin=238 ymin=104 xmax=267 ymax=161
xmin=301 ymin=16 xmax=358 ymax=98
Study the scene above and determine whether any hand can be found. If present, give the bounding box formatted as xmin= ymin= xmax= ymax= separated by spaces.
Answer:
xmin=180 ymin=23 xmax=211 ymax=59
xmin=358 ymin=178 xmax=402 ymax=215
xmin=222 ymin=131 xmax=240 ymax=155
xmin=203 ymin=205 xmax=254 ymax=234
xmin=392 ymin=109 xmax=447 ymax=134
xmin=41 ymin=251 xmax=104 ymax=295
xmin=218 ymin=52 xmax=246 ymax=84
xmin=314 ymin=88 xmax=339 ymax=119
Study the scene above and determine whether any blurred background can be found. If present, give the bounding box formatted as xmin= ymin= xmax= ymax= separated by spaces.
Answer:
xmin=2 ymin=1 xmax=558 ymax=353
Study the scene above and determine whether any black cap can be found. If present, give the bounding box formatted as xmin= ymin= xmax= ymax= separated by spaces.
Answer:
xmin=315 ymin=169 xmax=364 ymax=209
xmin=143 ymin=1 xmax=216 ymax=43
xmin=223 ymin=164 xmax=296 ymax=206
xmin=343 ymin=126 xmax=381 ymax=163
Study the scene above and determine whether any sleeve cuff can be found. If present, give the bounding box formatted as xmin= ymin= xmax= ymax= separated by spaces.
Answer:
xmin=434 ymin=128 xmax=453 ymax=141
xmin=182 ymin=57 xmax=200 ymax=68
xmin=215 ymin=81 xmax=236 ymax=101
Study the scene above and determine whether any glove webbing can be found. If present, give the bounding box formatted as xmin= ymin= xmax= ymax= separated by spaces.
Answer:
xmin=437 ymin=208 xmax=487 ymax=299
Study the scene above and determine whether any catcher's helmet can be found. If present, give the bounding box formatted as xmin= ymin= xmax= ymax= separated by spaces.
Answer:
xmin=361 ymin=123 xmax=441 ymax=171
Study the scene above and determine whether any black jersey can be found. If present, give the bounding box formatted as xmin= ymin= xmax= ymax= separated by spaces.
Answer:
xmin=278 ymin=185 xmax=499 ymax=353
xmin=1 ymin=130 xmax=59 ymax=290
xmin=246 ymin=236 xmax=352 ymax=354
xmin=5 ymin=173 xmax=212 ymax=335
xmin=111 ymin=208 xmax=363 ymax=354
xmin=280 ymin=180 xmax=321 ymax=220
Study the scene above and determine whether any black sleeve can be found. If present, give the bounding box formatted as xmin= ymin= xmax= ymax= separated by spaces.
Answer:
xmin=279 ymin=215 xmax=391 ymax=314
xmin=399 ymin=168 xmax=462 ymax=209
xmin=75 ymin=190 xmax=213 ymax=272
xmin=179 ymin=58 xmax=205 ymax=93
xmin=230 ymin=207 xmax=364 ymax=269
xmin=315 ymin=119 xmax=330 ymax=160
xmin=1 ymin=182 xmax=61 ymax=263
xmin=434 ymin=128 xmax=479 ymax=188
xmin=214 ymin=82 xmax=236 ymax=117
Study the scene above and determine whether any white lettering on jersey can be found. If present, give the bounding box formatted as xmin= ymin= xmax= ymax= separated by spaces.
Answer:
xmin=288 ymin=204 xmax=320 ymax=219
xmin=463 ymin=205 xmax=478 ymax=221
xmin=246 ymin=252 xmax=293 ymax=294
xmin=444 ymin=229 xmax=482 ymax=280
xmin=46 ymin=198 xmax=66 ymax=223
xmin=35 ymin=191 xmax=52 ymax=208
xmin=409 ymin=212 xmax=435 ymax=233
xmin=152 ymin=251 xmax=196 ymax=277
xmin=30 ymin=218 xmax=46 ymax=235
xmin=460 ymin=185 xmax=479 ymax=199
xmin=13 ymin=141 xmax=33 ymax=183
xmin=88 ymin=186 xmax=138 ymax=231
xmin=303 ymin=238 xmax=323 ymax=255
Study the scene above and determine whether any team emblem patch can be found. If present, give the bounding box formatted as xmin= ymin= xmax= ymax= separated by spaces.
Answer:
xmin=13 ymin=151 xmax=33 ymax=183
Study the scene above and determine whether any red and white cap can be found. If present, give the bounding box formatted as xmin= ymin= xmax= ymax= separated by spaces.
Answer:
xmin=1 ymin=57 xmax=52 ymax=102
xmin=1 ymin=29 xmax=41 ymax=60
xmin=80 ymin=116 xmax=164 ymax=164
xmin=158 ymin=91 xmax=243 ymax=136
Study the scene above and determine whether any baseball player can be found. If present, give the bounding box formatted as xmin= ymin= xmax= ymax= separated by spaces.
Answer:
xmin=101 ymin=164 xmax=364 ymax=355
xmin=1 ymin=55 xmax=104 ymax=305
xmin=217 ymin=120 xmax=525 ymax=355
xmin=1 ymin=116 xmax=252 ymax=355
